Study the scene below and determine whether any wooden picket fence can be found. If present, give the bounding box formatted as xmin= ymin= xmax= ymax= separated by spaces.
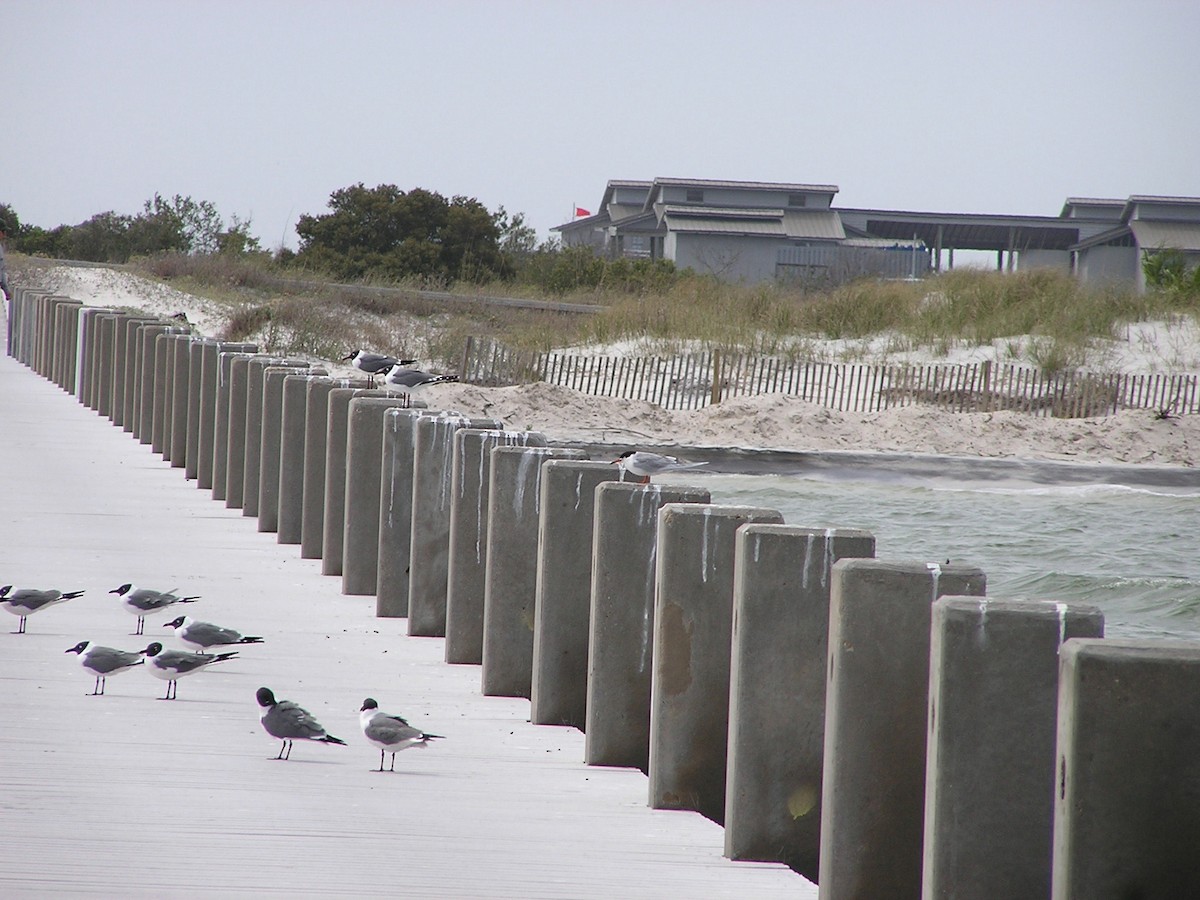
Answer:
xmin=458 ymin=336 xmax=1199 ymax=418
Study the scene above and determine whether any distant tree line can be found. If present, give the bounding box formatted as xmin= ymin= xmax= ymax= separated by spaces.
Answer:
xmin=1 ymin=183 xmax=677 ymax=295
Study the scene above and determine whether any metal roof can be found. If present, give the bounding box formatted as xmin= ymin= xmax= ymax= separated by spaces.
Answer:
xmin=650 ymin=176 xmax=840 ymax=194
xmin=663 ymin=214 xmax=786 ymax=237
xmin=1130 ymin=220 xmax=1200 ymax=252
xmin=661 ymin=204 xmax=784 ymax=220
xmin=837 ymin=207 xmax=1087 ymax=252
xmin=783 ymin=210 xmax=845 ymax=240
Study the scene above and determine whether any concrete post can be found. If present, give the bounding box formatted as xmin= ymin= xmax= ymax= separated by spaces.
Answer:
xmin=151 ymin=331 xmax=175 ymax=454
xmin=138 ymin=325 xmax=169 ymax=444
xmin=198 ymin=342 xmax=257 ymax=490
xmin=301 ymin=378 xmax=362 ymax=559
xmin=584 ymin=482 xmax=711 ymax=771
xmin=243 ymin=357 xmax=308 ymax=518
xmin=321 ymin=385 xmax=379 ymax=574
xmin=529 ymin=460 xmax=622 ymax=729
xmin=445 ymin=429 xmax=547 ymax=664
xmin=120 ymin=318 xmax=156 ymax=432
xmin=259 ymin=365 xmax=325 ymax=534
xmin=818 ymin=559 xmax=986 ymax=900
xmin=276 ymin=372 xmax=322 ymax=545
xmin=375 ymin=408 xmax=429 ymax=617
xmin=341 ymin=396 xmax=411 ymax=594
xmin=407 ymin=414 xmax=502 ymax=636
xmin=96 ymin=314 xmax=119 ymax=419
xmin=78 ymin=308 xmax=114 ymax=406
xmin=922 ymin=598 xmax=1104 ymax=900
xmin=224 ymin=355 xmax=255 ymax=507
xmin=1052 ymin=639 xmax=1200 ymax=900
xmin=724 ymin=526 xmax=876 ymax=879
xmin=647 ymin=504 xmax=785 ymax=825
xmin=169 ymin=333 xmax=191 ymax=467
xmin=184 ymin=338 xmax=204 ymax=478
xmin=481 ymin=446 xmax=587 ymax=698
xmin=212 ymin=351 xmax=255 ymax=501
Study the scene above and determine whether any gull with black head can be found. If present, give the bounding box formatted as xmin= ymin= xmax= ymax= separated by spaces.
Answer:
xmin=66 ymin=641 xmax=146 ymax=695
xmin=257 ymin=687 xmax=347 ymax=760
xmin=110 ymin=583 xmax=199 ymax=635
xmin=2 ymin=585 xmax=85 ymax=634
xmin=142 ymin=641 xmax=237 ymax=700
xmin=359 ymin=698 xmax=443 ymax=772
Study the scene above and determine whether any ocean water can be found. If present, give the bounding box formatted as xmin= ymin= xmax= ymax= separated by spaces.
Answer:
xmin=682 ymin=470 xmax=1200 ymax=641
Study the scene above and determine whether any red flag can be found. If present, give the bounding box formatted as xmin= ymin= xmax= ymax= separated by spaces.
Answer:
xmin=574 ymin=206 xmax=592 ymax=217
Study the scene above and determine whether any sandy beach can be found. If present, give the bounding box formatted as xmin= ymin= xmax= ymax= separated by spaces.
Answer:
xmin=12 ymin=262 xmax=1198 ymax=469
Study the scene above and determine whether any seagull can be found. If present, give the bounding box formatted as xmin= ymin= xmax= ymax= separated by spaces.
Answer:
xmin=257 ymin=687 xmax=348 ymax=760
xmin=164 ymin=615 xmax=264 ymax=653
xmin=612 ymin=450 xmax=708 ymax=483
xmin=1 ymin=585 xmax=85 ymax=634
xmin=65 ymin=640 xmax=146 ymax=695
xmin=109 ymin=583 xmax=200 ymax=635
xmin=342 ymin=349 xmax=417 ymax=387
xmin=379 ymin=364 xmax=459 ymax=407
xmin=141 ymin=641 xmax=237 ymax=700
xmin=359 ymin=698 xmax=443 ymax=772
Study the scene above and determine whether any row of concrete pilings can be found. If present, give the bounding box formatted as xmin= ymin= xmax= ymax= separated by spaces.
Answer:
xmin=8 ymin=285 xmax=1200 ymax=899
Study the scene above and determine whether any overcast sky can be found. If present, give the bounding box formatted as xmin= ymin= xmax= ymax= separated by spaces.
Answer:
xmin=6 ymin=1 xmax=1199 ymax=251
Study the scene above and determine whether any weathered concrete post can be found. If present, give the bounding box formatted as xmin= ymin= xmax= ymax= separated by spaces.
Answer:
xmin=260 ymin=365 xmax=325 ymax=534
xmin=243 ymin=357 xmax=308 ymax=518
xmin=115 ymin=316 xmax=155 ymax=427
xmin=529 ymin=460 xmax=622 ymax=729
xmin=724 ymin=526 xmax=876 ymax=879
xmin=375 ymin=408 xmax=430 ymax=617
xmin=408 ymin=414 xmax=502 ymax=636
xmin=341 ymin=396 xmax=410 ymax=594
xmin=198 ymin=342 xmax=257 ymax=490
xmin=1052 ymin=639 xmax=1200 ymax=900
xmin=212 ymin=350 xmax=255 ymax=501
xmin=921 ymin=598 xmax=1104 ymax=900
xmin=585 ymin=482 xmax=711 ymax=771
xmin=224 ymin=355 xmax=254 ymax=507
xmin=168 ymin=333 xmax=192 ymax=467
xmin=321 ymin=385 xmax=379 ymax=574
xmin=301 ymin=378 xmax=365 ymax=559
xmin=151 ymin=331 xmax=176 ymax=454
xmin=445 ymin=429 xmax=547 ymax=664
xmin=276 ymin=372 xmax=323 ymax=545
xmin=120 ymin=317 xmax=157 ymax=432
xmin=78 ymin=307 xmax=114 ymax=407
xmin=184 ymin=338 xmax=205 ymax=478
xmin=647 ymin=504 xmax=785 ymax=825
xmin=137 ymin=324 xmax=169 ymax=444
xmin=481 ymin=446 xmax=587 ymax=698
xmin=96 ymin=313 xmax=119 ymax=419
xmin=818 ymin=559 xmax=986 ymax=900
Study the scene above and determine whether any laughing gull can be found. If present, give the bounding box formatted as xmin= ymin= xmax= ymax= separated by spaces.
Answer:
xmin=359 ymin=698 xmax=443 ymax=772
xmin=1 ymin=585 xmax=85 ymax=633
xmin=612 ymin=450 xmax=708 ymax=483
xmin=379 ymin=364 xmax=459 ymax=407
xmin=109 ymin=583 xmax=199 ymax=635
xmin=164 ymin=615 xmax=264 ymax=653
xmin=142 ymin=641 xmax=237 ymax=700
xmin=66 ymin=640 xmax=146 ymax=695
xmin=257 ymin=687 xmax=347 ymax=760
xmin=342 ymin=349 xmax=417 ymax=387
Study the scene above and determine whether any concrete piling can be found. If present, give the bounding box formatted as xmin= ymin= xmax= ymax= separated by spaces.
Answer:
xmin=260 ymin=365 xmax=325 ymax=533
xmin=481 ymin=446 xmax=587 ymax=699
xmin=647 ymin=504 xmax=785 ymax=825
xmin=818 ymin=559 xmax=986 ymax=900
xmin=211 ymin=351 xmax=254 ymax=501
xmin=584 ymin=482 xmax=711 ymax=771
xmin=197 ymin=342 xmax=256 ymax=490
xmin=276 ymin=372 xmax=322 ymax=545
xmin=300 ymin=378 xmax=361 ymax=559
xmin=1052 ymin=639 xmax=1200 ymax=900
xmin=724 ymin=525 xmax=876 ymax=880
xmin=223 ymin=355 xmax=253 ymax=507
xmin=321 ymin=385 xmax=378 ymax=574
xmin=168 ymin=333 xmax=191 ymax=467
xmin=921 ymin=597 xmax=1104 ymax=900
xmin=137 ymin=324 xmax=168 ymax=444
xmin=375 ymin=408 xmax=429 ymax=618
xmin=445 ymin=429 xmax=547 ymax=664
xmin=529 ymin=460 xmax=622 ymax=729
xmin=341 ymin=396 xmax=411 ymax=594
xmin=243 ymin=357 xmax=308 ymax=518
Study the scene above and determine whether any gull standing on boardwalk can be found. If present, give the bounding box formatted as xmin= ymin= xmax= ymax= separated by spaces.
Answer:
xmin=257 ymin=687 xmax=348 ymax=760
xmin=65 ymin=640 xmax=145 ymax=695
xmin=612 ymin=450 xmax=708 ymax=483
xmin=379 ymin=363 xmax=459 ymax=407
xmin=109 ymin=583 xmax=199 ymax=635
xmin=342 ymin=349 xmax=416 ymax=387
xmin=1 ymin=585 xmax=85 ymax=633
xmin=164 ymin=615 xmax=264 ymax=653
xmin=359 ymin=698 xmax=443 ymax=772
xmin=142 ymin=641 xmax=237 ymax=700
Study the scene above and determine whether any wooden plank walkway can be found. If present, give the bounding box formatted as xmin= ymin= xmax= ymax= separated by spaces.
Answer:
xmin=0 ymin=338 xmax=814 ymax=898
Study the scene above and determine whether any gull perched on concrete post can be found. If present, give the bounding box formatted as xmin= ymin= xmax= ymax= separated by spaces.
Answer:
xmin=342 ymin=349 xmax=417 ymax=387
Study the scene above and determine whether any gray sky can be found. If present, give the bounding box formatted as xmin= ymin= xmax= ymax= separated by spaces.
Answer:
xmin=6 ymin=0 xmax=1200 ymax=251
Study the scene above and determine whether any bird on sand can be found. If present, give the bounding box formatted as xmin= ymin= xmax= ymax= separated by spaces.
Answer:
xmin=109 ymin=583 xmax=199 ymax=635
xmin=257 ymin=687 xmax=348 ymax=760
xmin=142 ymin=641 xmax=236 ymax=700
xmin=342 ymin=349 xmax=417 ymax=387
xmin=1 ymin=585 xmax=85 ymax=634
xmin=65 ymin=640 xmax=146 ymax=695
xmin=611 ymin=450 xmax=708 ymax=483
xmin=165 ymin=615 xmax=264 ymax=653
xmin=379 ymin=364 xmax=459 ymax=407
xmin=359 ymin=698 xmax=443 ymax=772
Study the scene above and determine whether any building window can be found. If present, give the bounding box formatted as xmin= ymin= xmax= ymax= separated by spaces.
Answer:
xmin=686 ymin=189 xmax=704 ymax=203
xmin=788 ymin=193 xmax=807 ymax=207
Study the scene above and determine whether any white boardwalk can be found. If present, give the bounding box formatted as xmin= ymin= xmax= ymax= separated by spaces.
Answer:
xmin=0 ymin=339 xmax=815 ymax=898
